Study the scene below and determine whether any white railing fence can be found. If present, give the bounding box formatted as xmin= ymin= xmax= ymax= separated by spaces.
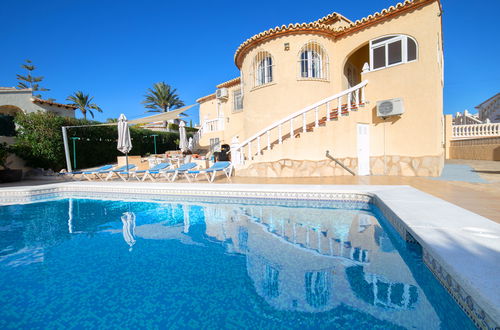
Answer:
xmin=452 ymin=123 xmax=500 ymax=139
xmin=231 ymin=80 xmax=368 ymax=166
xmin=204 ymin=118 xmax=224 ymax=133
xmin=191 ymin=117 xmax=225 ymax=150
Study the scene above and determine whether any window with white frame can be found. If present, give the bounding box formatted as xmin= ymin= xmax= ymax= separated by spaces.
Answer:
xmin=209 ymin=137 xmax=220 ymax=152
xmin=299 ymin=42 xmax=328 ymax=79
xmin=370 ymin=35 xmax=417 ymax=71
xmin=254 ymin=51 xmax=273 ymax=87
xmin=233 ymin=89 xmax=243 ymax=112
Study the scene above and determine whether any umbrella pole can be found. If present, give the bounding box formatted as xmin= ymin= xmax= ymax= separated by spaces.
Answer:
xmin=125 ymin=153 xmax=129 ymax=179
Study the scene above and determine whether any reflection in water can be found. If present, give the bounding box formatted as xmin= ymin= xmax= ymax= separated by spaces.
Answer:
xmin=346 ymin=266 xmax=418 ymax=309
xmin=0 ymin=198 xmax=475 ymax=329
xmin=121 ymin=212 xmax=136 ymax=252
xmin=203 ymin=203 xmax=445 ymax=329
xmin=263 ymin=264 xmax=279 ymax=298
xmin=305 ymin=271 xmax=330 ymax=308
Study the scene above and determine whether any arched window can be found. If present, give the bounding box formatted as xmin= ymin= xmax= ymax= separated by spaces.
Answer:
xmin=370 ymin=35 xmax=418 ymax=71
xmin=299 ymin=42 xmax=328 ymax=79
xmin=253 ymin=51 xmax=273 ymax=87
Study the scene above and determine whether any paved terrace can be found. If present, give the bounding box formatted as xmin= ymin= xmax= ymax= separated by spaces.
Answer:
xmin=2 ymin=160 xmax=499 ymax=223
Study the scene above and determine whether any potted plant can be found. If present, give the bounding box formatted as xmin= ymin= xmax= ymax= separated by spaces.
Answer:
xmin=0 ymin=143 xmax=23 ymax=183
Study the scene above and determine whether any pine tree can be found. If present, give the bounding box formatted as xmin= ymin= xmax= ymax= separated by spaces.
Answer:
xmin=16 ymin=59 xmax=50 ymax=98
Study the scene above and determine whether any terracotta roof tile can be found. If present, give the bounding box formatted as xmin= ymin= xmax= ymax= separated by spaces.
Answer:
xmin=234 ymin=0 xmax=438 ymax=68
xmin=216 ymin=77 xmax=241 ymax=89
xmin=32 ymin=98 xmax=77 ymax=110
xmin=196 ymin=93 xmax=216 ymax=104
xmin=0 ymin=87 xmax=31 ymax=92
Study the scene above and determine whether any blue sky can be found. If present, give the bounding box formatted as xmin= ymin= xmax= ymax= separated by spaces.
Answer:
xmin=1 ymin=0 xmax=498 ymax=123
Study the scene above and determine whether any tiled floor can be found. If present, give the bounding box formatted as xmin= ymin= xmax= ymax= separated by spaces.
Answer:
xmin=2 ymin=160 xmax=499 ymax=223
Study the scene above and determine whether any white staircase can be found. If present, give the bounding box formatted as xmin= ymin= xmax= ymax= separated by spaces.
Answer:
xmin=231 ymin=81 xmax=368 ymax=168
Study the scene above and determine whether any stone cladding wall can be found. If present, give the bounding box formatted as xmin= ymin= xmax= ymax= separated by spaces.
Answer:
xmin=236 ymin=155 xmax=443 ymax=177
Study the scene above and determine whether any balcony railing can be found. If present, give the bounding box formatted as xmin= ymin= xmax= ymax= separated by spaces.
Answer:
xmin=191 ymin=117 xmax=224 ymax=150
xmin=204 ymin=118 xmax=224 ymax=133
xmin=452 ymin=123 xmax=500 ymax=139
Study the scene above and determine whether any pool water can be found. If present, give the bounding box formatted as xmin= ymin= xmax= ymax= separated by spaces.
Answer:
xmin=0 ymin=197 xmax=475 ymax=329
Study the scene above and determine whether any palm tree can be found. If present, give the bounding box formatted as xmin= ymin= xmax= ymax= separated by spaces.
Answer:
xmin=142 ymin=82 xmax=184 ymax=112
xmin=66 ymin=91 xmax=102 ymax=120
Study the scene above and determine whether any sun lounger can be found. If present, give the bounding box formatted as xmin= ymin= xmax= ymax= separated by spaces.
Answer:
xmin=75 ymin=165 xmax=115 ymax=181
xmin=186 ymin=161 xmax=232 ymax=182
xmin=165 ymin=162 xmax=198 ymax=182
xmin=121 ymin=162 xmax=172 ymax=181
xmin=103 ymin=164 xmax=136 ymax=181
xmin=58 ymin=169 xmax=84 ymax=180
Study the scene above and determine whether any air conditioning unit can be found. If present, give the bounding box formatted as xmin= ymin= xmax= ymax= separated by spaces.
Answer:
xmin=376 ymin=98 xmax=404 ymax=117
xmin=216 ymin=88 xmax=229 ymax=100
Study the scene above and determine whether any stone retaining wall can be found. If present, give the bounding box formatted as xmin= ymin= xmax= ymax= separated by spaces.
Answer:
xmin=449 ymin=137 xmax=500 ymax=161
xmin=236 ymin=155 xmax=443 ymax=177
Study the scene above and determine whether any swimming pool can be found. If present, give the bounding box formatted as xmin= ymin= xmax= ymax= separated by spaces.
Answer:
xmin=0 ymin=196 xmax=476 ymax=329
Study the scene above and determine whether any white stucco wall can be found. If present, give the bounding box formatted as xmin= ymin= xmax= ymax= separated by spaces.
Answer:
xmin=0 ymin=90 xmax=75 ymax=118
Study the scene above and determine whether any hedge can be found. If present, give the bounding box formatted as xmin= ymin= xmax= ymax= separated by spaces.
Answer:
xmin=14 ymin=112 xmax=189 ymax=171
xmin=0 ymin=114 xmax=16 ymax=137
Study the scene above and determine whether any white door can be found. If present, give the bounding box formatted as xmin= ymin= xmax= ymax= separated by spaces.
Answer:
xmin=357 ymin=124 xmax=370 ymax=175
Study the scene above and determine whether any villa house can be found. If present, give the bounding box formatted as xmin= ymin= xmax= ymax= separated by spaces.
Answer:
xmin=196 ymin=0 xmax=444 ymax=177
xmin=0 ymin=87 xmax=76 ymax=118
xmin=476 ymin=93 xmax=500 ymax=123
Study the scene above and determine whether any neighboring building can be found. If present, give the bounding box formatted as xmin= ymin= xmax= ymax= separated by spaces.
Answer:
xmin=142 ymin=118 xmax=185 ymax=132
xmin=197 ymin=0 xmax=444 ymax=177
xmin=0 ymin=87 xmax=76 ymax=118
xmin=476 ymin=93 xmax=500 ymax=123
xmin=452 ymin=109 xmax=483 ymax=125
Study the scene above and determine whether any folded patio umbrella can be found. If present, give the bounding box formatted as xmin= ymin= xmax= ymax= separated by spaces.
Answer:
xmin=188 ymin=137 xmax=193 ymax=151
xmin=179 ymin=121 xmax=188 ymax=152
xmin=117 ymin=114 xmax=132 ymax=178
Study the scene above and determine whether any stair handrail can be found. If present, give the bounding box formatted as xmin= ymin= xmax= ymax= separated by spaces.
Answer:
xmin=325 ymin=150 xmax=356 ymax=176
xmin=231 ymin=80 xmax=368 ymax=158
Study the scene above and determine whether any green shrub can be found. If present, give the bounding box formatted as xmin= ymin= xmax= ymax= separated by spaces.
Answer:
xmin=0 ymin=114 xmax=16 ymax=136
xmin=0 ymin=142 xmax=12 ymax=169
xmin=13 ymin=112 xmax=182 ymax=171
